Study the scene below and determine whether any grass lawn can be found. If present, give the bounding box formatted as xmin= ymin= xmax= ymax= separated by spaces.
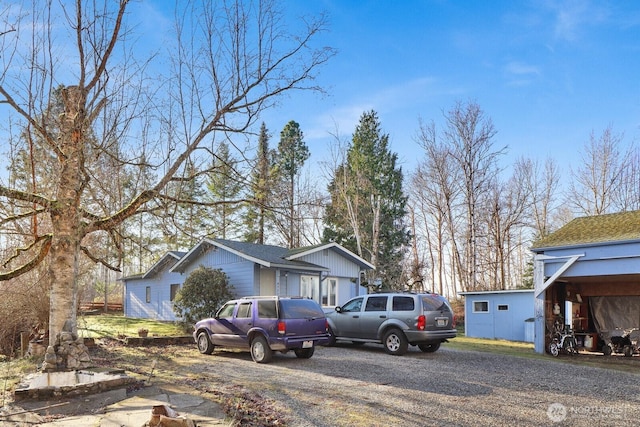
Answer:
xmin=77 ymin=314 xmax=187 ymax=338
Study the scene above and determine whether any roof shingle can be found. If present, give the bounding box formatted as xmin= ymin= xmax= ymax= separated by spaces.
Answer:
xmin=532 ymin=210 xmax=640 ymax=250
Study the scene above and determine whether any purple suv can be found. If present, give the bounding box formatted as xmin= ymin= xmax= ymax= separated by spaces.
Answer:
xmin=193 ymin=296 xmax=330 ymax=363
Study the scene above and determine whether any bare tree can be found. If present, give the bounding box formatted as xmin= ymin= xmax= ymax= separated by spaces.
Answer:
xmin=484 ymin=161 xmax=531 ymax=289
xmin=0 ymin=0 xmax=333 ymax=364
xmin=444 ymin=101 xmax=505 ymax=291
xmin=521 ymin=157 xmax=562 ymax=239
xmin=567 ymin=126 xmax=631 ymax=216
xmin=411 ymin=119 xmax=460 ymax=297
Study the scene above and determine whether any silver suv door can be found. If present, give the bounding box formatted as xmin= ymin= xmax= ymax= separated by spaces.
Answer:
xmin=333 ymin=297 xmax=363 ymax=337
xmin=359 ymin=295 xmax=389 ymax=339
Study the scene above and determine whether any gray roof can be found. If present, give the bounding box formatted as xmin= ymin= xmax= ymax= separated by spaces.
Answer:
xmin=171 ymin=238 xmax=329 ymax=273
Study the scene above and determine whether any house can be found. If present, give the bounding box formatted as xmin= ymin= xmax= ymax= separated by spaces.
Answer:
xmin=530 ymin=210 xmax=640 ymax=354
xmin=123 ymin=250 xmax=186 ymax=321
xmin=458 ymin=290 xmax=534 ymax=342
xmin=123 ymin=238 xmax=374 ymax=321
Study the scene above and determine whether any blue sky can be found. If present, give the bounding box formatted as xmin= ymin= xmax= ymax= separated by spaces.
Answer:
xmin=251 ymin=0 xmax=640 ymax=176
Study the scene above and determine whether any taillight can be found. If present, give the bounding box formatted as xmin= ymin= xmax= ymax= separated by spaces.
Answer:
xmin=325 ymin=319 xmax=329 ymax=332
xmin=278 ymin=321 xmax=286 ymax=335
xmin=417 ymin=315 xmax=426 ymax=331
xmin=452 ymin=315 xmax=457 ymax=328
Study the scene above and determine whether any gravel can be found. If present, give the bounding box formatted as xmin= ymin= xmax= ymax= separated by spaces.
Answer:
xmin=191 ymin=343 xmax=640 ymax=426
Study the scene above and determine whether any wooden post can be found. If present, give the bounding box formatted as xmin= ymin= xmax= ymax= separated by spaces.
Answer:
xmin=20 ymin=332 xmax=29 ymax=357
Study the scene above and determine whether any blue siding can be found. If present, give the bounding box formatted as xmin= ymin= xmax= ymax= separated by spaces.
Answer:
xmin=542 ymin=241 xmax=640 ymax=278
xmin=125 ymin=268 xmax=183 ymax=321
xmin=462 ymin=291 xmax=534 ymax=342
xmin=182 ymin=247 xmax=256 ymax=297
xmin=297 ymin=249 xmax=366 ymax=305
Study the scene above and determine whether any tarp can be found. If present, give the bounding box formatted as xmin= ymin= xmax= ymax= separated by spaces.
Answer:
xmin=590 ymin=296 xmax=640 ymax=341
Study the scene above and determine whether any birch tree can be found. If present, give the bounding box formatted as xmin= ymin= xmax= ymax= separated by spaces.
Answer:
xmin=0 ymin=0 xmax=333 ymax=362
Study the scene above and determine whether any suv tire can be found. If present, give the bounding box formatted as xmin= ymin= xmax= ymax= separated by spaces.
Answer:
xmin=196 ymin=331 xmax=215 ymax=355
xmin=383 ymin=328 xmax=408 ymax=355
xmin=418 ymin=342 xmax=441 ymax=353
xmin=251 ymin=335 xmax=273 ymax=363
xmin=294 ymin=347 xmax=315 ymax=359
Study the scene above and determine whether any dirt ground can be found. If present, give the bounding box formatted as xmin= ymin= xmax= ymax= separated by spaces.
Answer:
xmin=3 ymin=339 xmax=640 ymax=426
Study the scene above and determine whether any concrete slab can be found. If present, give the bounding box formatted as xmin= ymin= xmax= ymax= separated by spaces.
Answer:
xmin=7 ymin=388 xmax=228 ymax=427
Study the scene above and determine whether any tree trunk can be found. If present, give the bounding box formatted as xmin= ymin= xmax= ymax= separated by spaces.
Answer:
xmin=48 ymin=85 xmax=85 ymax=342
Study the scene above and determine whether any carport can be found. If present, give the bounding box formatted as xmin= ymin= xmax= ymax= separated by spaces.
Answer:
xmin=530 ymin=210 xmax=640 ymax=354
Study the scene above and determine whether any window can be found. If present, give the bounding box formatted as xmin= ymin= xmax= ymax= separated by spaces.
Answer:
xmin=145 ymin=286 xmax=151 ymax=303
xmin=170 ymin=284 xmax=180 ymax=302
xmin=497 ymin=304 xmax=509 ymax=311
xmin=321 ymin=278 xmax=338 ymax=306
xmin=217 ymin=302 xmax=236 ymax=318
xmin=280 ymin=299 xmax=325 ymax=319
xmin=258 ymin=300 xmax=278 ymax=318
xmin=300 ymin=275 xmax=319 ymax=301
xmin=341 ymin=297 xmax=363 ymax=313
xmin=473 ymin=301 xmax=489 ymax=313
xmin=393 ymin=296 xmax=415 ymax=311
xmin=237 ymin=302 xmax=252 ymax=318
xmin=365 ymin=296 xmax=388 ymax=311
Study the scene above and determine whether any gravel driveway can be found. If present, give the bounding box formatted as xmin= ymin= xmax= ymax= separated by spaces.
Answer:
xmin=191 ymin=343 xmax=640 ymax=426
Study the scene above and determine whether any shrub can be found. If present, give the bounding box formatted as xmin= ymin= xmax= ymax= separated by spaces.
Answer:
xmin=173 ymin=266 xmax=234 ymax=325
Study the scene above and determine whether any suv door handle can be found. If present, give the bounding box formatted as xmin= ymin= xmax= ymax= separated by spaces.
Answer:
xmin=352 ymin=315 xmax=359 ymax=318
xmin=379 ymin=315 xmax=386 ymax=319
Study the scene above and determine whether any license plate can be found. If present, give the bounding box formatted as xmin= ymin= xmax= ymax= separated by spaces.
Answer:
xmin=302 ymin=340 xmax=313 ymax=348
xmin=437 ymin=319 xmax=447 ymax=327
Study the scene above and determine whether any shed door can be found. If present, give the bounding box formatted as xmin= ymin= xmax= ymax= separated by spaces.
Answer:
xmin=493 ymin=302 xmax=511 ymax=340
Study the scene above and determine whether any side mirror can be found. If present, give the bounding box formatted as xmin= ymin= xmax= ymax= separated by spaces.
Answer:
xmin=335 ymin=306 xmax=342 ymax=313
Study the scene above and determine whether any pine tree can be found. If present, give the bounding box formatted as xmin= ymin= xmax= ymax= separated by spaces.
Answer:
xmin=324 ymin=110 xmax=409 ymax=289
xmin=207 ymin=142 xmax=243 ymax=239
xmin=273 ymin=120 xmax=310 ymax=248
xmin=244 ymin=123 xmax=273 ymax=244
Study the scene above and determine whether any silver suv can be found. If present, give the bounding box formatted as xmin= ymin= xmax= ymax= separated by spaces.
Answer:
xmin=325 ymin=292 xmax=456 ymax=355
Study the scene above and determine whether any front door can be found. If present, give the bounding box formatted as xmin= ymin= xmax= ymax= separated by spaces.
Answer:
xmin=333 ymin=297 xmax=364 ymax=338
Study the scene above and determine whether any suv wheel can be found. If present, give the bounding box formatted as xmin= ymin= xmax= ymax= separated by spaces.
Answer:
xmin=196 ymin=331 xmax=215 ymax=355
xmin=383 ymin=328 xmax=408 ymax=356
xmin=294 ymin=347 xmax=315 ymax=359
xmin=418 ymin=342 xmax=441 ymax=353
xmin=251 ymin=335 xmax=273 ymax=363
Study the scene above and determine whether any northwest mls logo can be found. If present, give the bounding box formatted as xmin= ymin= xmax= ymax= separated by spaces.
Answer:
xmin=547 ymin=403 xmax=567 ymax=422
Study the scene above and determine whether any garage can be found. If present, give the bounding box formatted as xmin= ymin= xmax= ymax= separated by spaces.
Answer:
xmin=531 ymin=210 xmax=640 ymax=355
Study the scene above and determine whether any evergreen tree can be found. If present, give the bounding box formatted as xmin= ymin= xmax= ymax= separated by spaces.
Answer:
xmin=273 ymin=120 xmax=310 ymax=248
xmin=324 ymin=110 xmax=409 ymax=289
xmin=207 ymin=142 xmax=243 ymax=239
xmin=244 ymin=123 xmax=273 ymax=244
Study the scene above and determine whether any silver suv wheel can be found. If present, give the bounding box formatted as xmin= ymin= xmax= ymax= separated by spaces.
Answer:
xmin=383 ymin=328 xmax=408 ymax=355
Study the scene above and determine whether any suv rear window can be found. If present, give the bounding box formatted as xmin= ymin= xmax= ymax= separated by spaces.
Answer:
xmin=257 ymin=300 xmax=278 ymax=318
xmin=422 ymin=295 xmax=451 ymax=312
xmin=280 ymin=299 xmax=325 ymax=319
xmin=392 ymin=296 xmax=415 ymax=311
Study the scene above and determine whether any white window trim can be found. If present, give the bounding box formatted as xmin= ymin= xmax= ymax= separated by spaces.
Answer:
xmin=473 ymin=300 xmax=490 ymax=313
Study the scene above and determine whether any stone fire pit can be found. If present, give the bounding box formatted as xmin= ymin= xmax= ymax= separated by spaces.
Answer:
xmin=14 ymin=368 xmax=135 ymax=401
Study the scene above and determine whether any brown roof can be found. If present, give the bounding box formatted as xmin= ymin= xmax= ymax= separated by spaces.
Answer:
xmin=532 ymin=210 xmax=640 ymax=250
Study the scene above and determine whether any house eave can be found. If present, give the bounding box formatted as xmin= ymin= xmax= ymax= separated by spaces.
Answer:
xmin=531 ymin=238 xmax=640 ymax=253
